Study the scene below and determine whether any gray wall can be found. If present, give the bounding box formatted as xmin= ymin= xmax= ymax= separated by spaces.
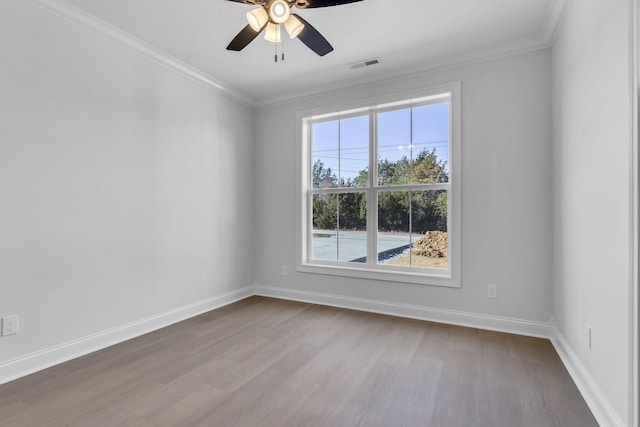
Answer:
xmin=0 ymin=1 xmax=254 ymax=364
xmin=1 ymin=0 xmax=634 ymax=422
xmin=254 ymin=49 xmax=554 ymax=324
xmin=552 ymin=0 xmax=634 ymax=423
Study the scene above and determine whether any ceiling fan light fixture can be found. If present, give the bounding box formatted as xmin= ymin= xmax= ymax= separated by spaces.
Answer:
xmin=284 ymin=14 xmax=304 ymax=39
xmin=246 ymin=7 xmax=269 ymax=32
xmin=225 ymin=0 xmax=345 ymax=57
xmin=264 ymin=22 xmax=281 ymax=43
xmin=269 ymin=0 xmax=290 ymax=24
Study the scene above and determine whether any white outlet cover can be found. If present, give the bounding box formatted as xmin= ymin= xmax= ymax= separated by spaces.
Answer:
xmin=488 ymin=285 xmax=498 ymax=299
xmin=2 ymin=315 xmax=19 ymax=336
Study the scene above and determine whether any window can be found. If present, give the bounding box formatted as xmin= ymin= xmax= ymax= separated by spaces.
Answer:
xmin=297 ymin=84 xmax=461 ymax=286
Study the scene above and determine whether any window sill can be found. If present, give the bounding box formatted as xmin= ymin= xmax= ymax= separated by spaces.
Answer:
xmin=297 ymin=262 xmax=460 ymax=288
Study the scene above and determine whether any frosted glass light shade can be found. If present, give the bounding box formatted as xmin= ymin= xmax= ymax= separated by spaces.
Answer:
xmin=269 ymin=0 xmax=290 ymax=24
xmin=264 ymin=22 xmax=281 ymax=43
xmin=284 ymin=14 xmax=304 ymax=39
xmin=246 ymin=7 xmax=268 ymax=31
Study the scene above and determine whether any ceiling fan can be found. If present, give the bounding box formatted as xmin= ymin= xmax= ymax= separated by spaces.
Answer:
xmin=226 ymin=0 xmax=363 ymax=57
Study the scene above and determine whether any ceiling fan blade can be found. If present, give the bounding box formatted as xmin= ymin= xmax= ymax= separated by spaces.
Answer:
xmin=226 ymin=24 xmax=264 ymax=51
xmin=226 ymin=0 xmax=264 ymax=4
xmin=293 ymin=14 xmax=333 ymax=56
xmin=296 ymin=0 xmax=362 ymax=8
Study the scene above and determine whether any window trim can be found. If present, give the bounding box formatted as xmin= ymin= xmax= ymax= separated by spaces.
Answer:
xmin=295 ymin=82 xmax=461 ymax=287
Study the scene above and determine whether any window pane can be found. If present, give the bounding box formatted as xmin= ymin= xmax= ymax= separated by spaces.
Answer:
xmin=312 ymin=116 xmax=369 ymax=189
xmin=412 ymin=102 xmax=450 ymax=184
xmin=378 ymin=190 xmax=448 ymax=269
xmin=338 ymin=193 xmax=367 ymax=263
xmin=377 ymin=190 xmax=411 ymax=264
xmin=312 ymin=193 xmax=337 ymax=261
xmin=312 ymin=121 xmax=339 ymax=189
xmin=410 ymin=190 xmax=448 ymax=269
xmin=377 ymin=109 xmax=411 ymax=185
xmin=312 ymin=192 xmax=367 ymax=263
xmin=339 ymin=116 xmax=369 ymax=188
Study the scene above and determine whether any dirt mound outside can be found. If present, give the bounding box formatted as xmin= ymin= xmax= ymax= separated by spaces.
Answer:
xmin=412 ymin=231 xmax=447 ymax=258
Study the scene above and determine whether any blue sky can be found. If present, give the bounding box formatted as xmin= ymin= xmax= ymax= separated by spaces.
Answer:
xmin=312 ymin=102 xmax=450 ymax=184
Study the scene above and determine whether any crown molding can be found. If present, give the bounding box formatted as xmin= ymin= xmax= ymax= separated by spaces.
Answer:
xmin=541 ymin=0 xmax=574 ymax=45
xmin=255 ymin=36 xmax=548 ymax=108
xmin=25 ymin=0 xmax=255 ymax=106
xmin=23 ymin=0 xmax=573 ymax=109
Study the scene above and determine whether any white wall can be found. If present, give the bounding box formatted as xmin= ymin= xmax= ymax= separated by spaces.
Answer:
xmin=0 ymin=0 xmax=254 ymax=368
xmin=552 ymin=0 xmax=633 ymax=425
xmin=254 ymin=49 xmax=554 ymax=325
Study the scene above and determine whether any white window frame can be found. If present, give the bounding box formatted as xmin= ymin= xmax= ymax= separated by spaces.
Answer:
xmin=296 ymin=82 xmax=461 ymax=287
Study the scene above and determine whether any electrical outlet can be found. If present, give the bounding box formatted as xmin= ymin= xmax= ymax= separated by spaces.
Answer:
xmin=586 ymin=325 xmax=592 ymax=349
xmin=2 ymin=315 xmax=19 ymax=336
xmin=487 ymin=284 xmax=498 ymax=299
xmin=282 ymin=265 xmax=288 ymax=276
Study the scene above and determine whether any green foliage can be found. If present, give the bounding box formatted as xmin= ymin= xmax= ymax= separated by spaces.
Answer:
xmin=378 ymin=158 xmax=409 ymax=185
xmin=339 ymin=193 xmax=367 ymax=230
xmin=353 ymin=169 xmax=369 ymax=188
xmin=375 ymin=148 xmax=448 ymax=186
xmin=377 ymin=191 xmax=409 ymax=231
xmin=313 ymin=193 xmax=337 ymax=229
xmin=312 ymin=160 xmax=337 ymax=188
xmin=312 ymin=149 xmax=448 ymax=232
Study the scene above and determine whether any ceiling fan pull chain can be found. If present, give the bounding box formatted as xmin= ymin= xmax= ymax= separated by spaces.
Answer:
xmin=281 ymin=25 xmax=285 ymax=62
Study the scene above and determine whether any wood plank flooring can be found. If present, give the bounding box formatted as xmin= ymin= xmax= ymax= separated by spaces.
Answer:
xmin=0 ymin=296 xmax=598 ymax=427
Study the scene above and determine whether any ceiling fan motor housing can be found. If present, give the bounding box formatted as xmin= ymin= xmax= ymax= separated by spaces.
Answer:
xmin=226 ymin=0 xmax=363 ymax=55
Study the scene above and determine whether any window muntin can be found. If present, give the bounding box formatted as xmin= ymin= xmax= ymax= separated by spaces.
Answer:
xmin=300 ymin=86 xmax=460 ymax=286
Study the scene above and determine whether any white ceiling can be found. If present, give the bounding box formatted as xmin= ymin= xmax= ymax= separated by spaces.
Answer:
xmin=59 ymin=0 xmax=561 ymax=105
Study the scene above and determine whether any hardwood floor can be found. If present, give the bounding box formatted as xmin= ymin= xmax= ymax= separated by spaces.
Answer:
xmin=0 ymin=296 xmax=597 ymax=427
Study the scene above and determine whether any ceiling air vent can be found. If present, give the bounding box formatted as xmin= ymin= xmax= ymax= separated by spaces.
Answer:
xmin=349 ymin=58 xmax=381 ymax=70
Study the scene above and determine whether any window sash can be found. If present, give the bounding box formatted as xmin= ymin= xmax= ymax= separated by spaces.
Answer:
xmin=307 ymin=185 xmax=451 ymax=273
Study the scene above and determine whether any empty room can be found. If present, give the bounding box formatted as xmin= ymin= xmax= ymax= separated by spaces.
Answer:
xmin=0 ymin=0 xmax=638 ymax=426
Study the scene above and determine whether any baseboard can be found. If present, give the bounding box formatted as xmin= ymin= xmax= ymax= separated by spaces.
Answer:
xmin=0 ymin=286 xmax=253 ymax=386
xmin=252 ymin=284 xmax=552 ymax=339
xmin=3 ymin=283 xmax=621 ymax=427
xmin=10 ymin=280 xmax=622 ymax=427
xmin=550 ymin=325 xmax=627 ymax=427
